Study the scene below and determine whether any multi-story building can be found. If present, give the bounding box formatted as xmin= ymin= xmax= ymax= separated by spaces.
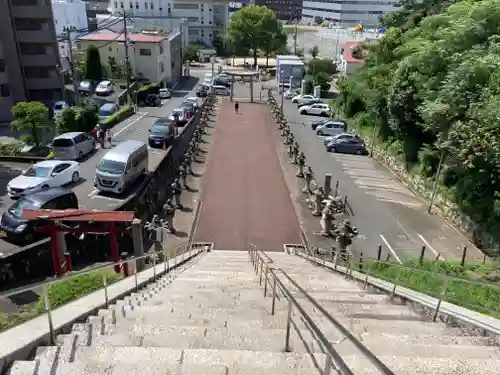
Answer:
xmin=254 ymin=0 xmax=302 ymax=21
xmin=0 ymin=0 xmax=62 ymax=122
xmin=301 ymin=0 xmax=399 ymax=27
xmin=107 ymin=0 xmax=229 ymax=45
xmin=52 ymin=0 xmax=88 ymax=61
xmin=76 ymin=31 xmax=183 ymax=86
xmin=85 ymin=1 xmax=111 ymax=33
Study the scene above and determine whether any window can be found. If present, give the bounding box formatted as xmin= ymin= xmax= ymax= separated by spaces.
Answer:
xmin=19 ymin=43 xmax=45 ymax=55
xmin=145 ymin=2 xmax=148 ymax=8
xmin=159 ymin=6 xmax=162 ymax=10
xmin=11 ymin=0 xmax=37 ymax=5
xmin=159 ymin=62 xmax=164 ymax=73
xmin=135 ymin=1 xmax=139 ymax=8
xmin=0 ymin=59 xmax=5 ymax=73
xmin=15 ymin=18 xmax=44 ymax=31
xmin=150 ymin=2 xmax=153 ymax=8
xmin=173 ymin=3 xmax=198 ymax=9
xmin=114 ymin=1 xmax=117 ymax=7
xmin=129 ymin=2 xmax=133 ymax=8
xmin=0 ymin=84 xmax=10 ymax=97
xmin=159 ymin=45 xmax=164 ymax=54
xmin=167 ymin=7 xmax=171 ymax=12
xmin=24 ymin=67 xmax=51 ymax=78
xmin=139 ymin=48 xmax=151 ymax=56
xmin=187 ymin=17 xmax=198 ymax=22
xmin=120 ymin=1 xmax=124 ymax=7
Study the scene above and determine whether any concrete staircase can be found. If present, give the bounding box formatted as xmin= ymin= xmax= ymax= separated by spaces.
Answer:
xmin=6 ymin=250 xmax=500 ymax=375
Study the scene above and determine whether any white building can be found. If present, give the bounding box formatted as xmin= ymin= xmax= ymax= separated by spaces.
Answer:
xmin=301 ymin=0 xmax=399 ymax=28
xmin=76 ymin=31 xmax=183 ymax=86
xmin=52 ymin=0 xmax=89 ymax=60
xmin=107 ymin=0 xmax=229 ymax=45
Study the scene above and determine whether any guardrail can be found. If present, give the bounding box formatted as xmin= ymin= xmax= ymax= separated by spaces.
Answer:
xmin=248 ymin=245 xmax=395 ymax=375
xmin=0 ymin=243 xmax=206 ymax=344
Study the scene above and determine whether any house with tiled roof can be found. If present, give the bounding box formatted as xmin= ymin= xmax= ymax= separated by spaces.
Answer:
xmin=338 ymin=41 xmax=366 ymax=75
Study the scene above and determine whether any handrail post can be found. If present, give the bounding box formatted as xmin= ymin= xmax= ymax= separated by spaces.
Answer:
xmin=390 ymin=268 xmax=400 ymax=300
xmin=153 ymin=253 xmax=157 ymax=281
xmin=164 ymin=249 xmax=167 ymax=274
xmin=264 ymin=266 xmax=269 ymax=297
xmin=363 ymin=261 xmax=371 ymax=289
xmin=271 ymin=275 xmax=277 ymax=315
xmin=43 ymin=287 xmax=56 ymax=345
xmin=284 ymin=298 xmax=293 ymax=352
xmin=324 ymin=354 xmax=333 ymax=375
xmin=259 ymin=260 xmax=264 ymax=285
xmin=433 ymin=277 xmax=449 ymax=322
xmin=134 ymin=258 xmax=139 ymax=292
xmin=103 ymin=273 xmax=108 ymax=309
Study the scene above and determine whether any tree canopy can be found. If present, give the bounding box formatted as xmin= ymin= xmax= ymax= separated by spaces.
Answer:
xmin=10 ymin=102 xmax=49 ymax=149
xmin=227 ymin=5 xmax=287 ymax=67
xmin=338 ymin=0 xmax=500 ymax=248
xmin=85 ymin=45 xmax=103 ymax=81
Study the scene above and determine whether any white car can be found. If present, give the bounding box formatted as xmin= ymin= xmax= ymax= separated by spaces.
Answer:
xmin=299 ymin=103 xmax=331 ymax=117
xmin=284 ymin=90 xmax=295 ymax=99
xmin=53 ymin=101 xmax=69 ymax=118
xmin=95 ymin=80 xmax=114 ymax=96
xmin=7 ymin=160 xmax=80 ymax=198
xmin=316 ymin=122 xmax=347 ymax=137
xmin=185 ymin=96 xmax=200 ymax=110
xmin=159 ymin=88 xmax=171 ymax=99
xmin=212 ymin=85 xmax=230 ymax=96
xmin=292 ymin=94 xmax=316 ymax=104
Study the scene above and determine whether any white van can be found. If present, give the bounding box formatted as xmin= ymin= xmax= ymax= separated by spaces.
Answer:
xmin=94 ymin=140 xmax=148 ymax=194
xmin=52 ymin=132 xmax=96 ymax=160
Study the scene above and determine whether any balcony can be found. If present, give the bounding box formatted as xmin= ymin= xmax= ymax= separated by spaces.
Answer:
xmin=11 ymin=5 xmax=52 ymax=19
xmin=22 ymin=52 xmax=57 ymax=67
xmin=25 ymin=75 xmax=61 ymax=90
xmin=16 ymin=30 xmax=55 ymax=44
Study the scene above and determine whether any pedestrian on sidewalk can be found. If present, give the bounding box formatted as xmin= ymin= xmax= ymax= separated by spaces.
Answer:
xmin=234 ymin=101 xmax=239 ymax=114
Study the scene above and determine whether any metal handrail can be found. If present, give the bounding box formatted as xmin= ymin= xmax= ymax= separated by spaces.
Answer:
xmin=248 ymin=246 xmax=366 ymax=375
xmin=0 ymin=243 xmax=207 ymax=344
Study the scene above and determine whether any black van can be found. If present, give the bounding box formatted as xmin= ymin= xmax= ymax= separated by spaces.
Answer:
xmin=0 ymin=187 xmax=78 ymax=243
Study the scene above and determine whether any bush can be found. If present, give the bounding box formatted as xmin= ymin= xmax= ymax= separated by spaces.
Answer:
xmin=135 ymin=83 xmax=160 ymax=105
xmin=0 ymin=269 xmax=122 ymax=332
xmin=0 ymin=141 xmax=24 ymax=156
xmin=101 ymin=106 xmax=134 ymax=129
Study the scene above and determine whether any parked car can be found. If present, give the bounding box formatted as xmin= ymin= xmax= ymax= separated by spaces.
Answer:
xmin=298 ymin=99 xmax=324 ymax=108
xmin=145 ymin=94 xmax=161 ymax=107
xmin=95 ymin=80 xmax=114 ymax=96
xmin=311 ymin=119 xmax=330 ymax=130
xmin=184 ymin=97 xmax=200 ymax=110
xmin=292 ymin=94 xmax=316 ymax=105
xmin=78 ymin=80 xmax=96 ymax=94
xmin=168 ymin=108 xmax=188 ymax=126
xmin=284 ymin=90 xmax=296 ymax=99
xmin=299 ymin=103 xmax=331 ymax=116
xmin=148 ymin=119 xmax=174 ymax=148
xmin=159 ymin=88 xmax=171 ymax=99
xmin=213 ymin=78 xmax=231 ymax=88
xmin=0 ymin=188 xmax=79 ymax=243
xmin=323 ymin=132 xmax=362 ymax=146
xmin=211 ymin=85 xmax=230 ymax=96
xmin=52 ymin=101 xmax=69 ymax=118
xmin=98 ymin=103 xmax=118 ymax=123
xmin=52 ymin=132 xmax=96 ymax=160
xmin=326 ymin=137 xmax=367 ymax=154
xmin=7 ymin=160 xmax=80 ymax=199
xmin=180 ymin=101 xmax=196 ymax=117
xmin=196 ymin=85 xmax=208 ymax=97
xmin=316 ymin=121 xmax=346 ymax=136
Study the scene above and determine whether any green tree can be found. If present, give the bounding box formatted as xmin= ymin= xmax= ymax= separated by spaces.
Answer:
xmin=260 ymin=22 xmax=287 ymax=66
xmin=84 ymin=45 xmax=103 ymax=81
xmin=75 ymin=60 xmax=86 ymax=80
xmin=56 ymin=104 xmax=98 ymax=134
xmin=183 ymin=44 xmax=200 ymax=62
xmin=310 ymin=46 xmax=319 ymax=58
xmin=308 ymin=58 xmax=337 ymax=76
xmin=227 ymin=5 xmax=285 ymax=67
xmin=10 ymin=102 xmax=48 ymax=150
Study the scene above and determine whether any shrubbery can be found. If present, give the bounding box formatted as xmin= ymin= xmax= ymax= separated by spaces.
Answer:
xmin=101 ymin=106 xmax=134 ymax=128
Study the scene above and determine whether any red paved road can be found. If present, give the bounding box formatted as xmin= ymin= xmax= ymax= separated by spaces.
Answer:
xmin=194 ymin=100 xmax=302 ymax=251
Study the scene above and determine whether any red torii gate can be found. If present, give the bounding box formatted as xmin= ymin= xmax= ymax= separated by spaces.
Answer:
xmin=21 ymin=209 xmax=135 ymax=276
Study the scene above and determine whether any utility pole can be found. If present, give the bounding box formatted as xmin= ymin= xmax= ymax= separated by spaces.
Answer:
xmin=65 ymin=26 xmax=79 ymax=105
xmin=122 ymin=12 xmax=132 ymax=105
xmin=211 ymin=55 xmax=215 ymax=79
xmin=293 ymin=19 xmax=298 ymax=55
xmin=428 ymin=148 xmax=446 ymax=214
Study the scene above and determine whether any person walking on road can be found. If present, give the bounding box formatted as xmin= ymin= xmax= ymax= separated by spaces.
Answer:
xmin=234 ymin=101 xmax=239 ymax=114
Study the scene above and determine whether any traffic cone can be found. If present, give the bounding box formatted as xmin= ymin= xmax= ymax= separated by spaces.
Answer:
xmin=163 ymin=141 xmax=166 ymax=151
xmin=187 ymin=112 xmax=191 ymax=120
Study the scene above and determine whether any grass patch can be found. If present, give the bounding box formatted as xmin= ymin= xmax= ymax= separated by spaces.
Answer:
xmin=362 ymin=258 xmax=500 ymax=318
xmin=0 ymin=269 xmax=122 ymax=332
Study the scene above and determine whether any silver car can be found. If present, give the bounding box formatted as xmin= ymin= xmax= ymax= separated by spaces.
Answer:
xmin=168 ymin=108 xmax=189 ymax=126
xmin=52 ymin=132 xmax=96 ymax=160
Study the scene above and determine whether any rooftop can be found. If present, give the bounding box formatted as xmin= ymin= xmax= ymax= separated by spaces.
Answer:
xmin=343 ymin=42 xmax=364 ymax=64
xmin=77 ymin=32 xmax=167 ymax=43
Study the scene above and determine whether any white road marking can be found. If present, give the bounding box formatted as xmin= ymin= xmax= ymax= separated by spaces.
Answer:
xmin=418 ymin=234 xmax=444 ymax=260
xmin=88 ymin=189 xmax=99 ymax=198
xmin=114 ymin=112 xmax=148 ymax=137
xmin=90 ymin=194 xmax=124 ymax=202
xmin=160 ymin=99 xmax=169 ymax=105
xmin=380 ymin=234 xmax=403 ymax=264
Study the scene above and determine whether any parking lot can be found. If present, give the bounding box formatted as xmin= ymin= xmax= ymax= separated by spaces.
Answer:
xmin=0 ymin=79 xmax=201 ymax=258
xmin=280 ymin=95 xmax=483 ymax=261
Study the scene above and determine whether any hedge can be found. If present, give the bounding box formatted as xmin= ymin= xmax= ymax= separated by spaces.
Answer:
xmin=136 ymin=82 xmax=160 ymax=94
xmin=101 ymin=106 xmax=135 ymax=129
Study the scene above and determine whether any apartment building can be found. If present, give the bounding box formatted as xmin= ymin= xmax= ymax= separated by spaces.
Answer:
xmin=76 ymin=31 xmax=183 ymax=86
xmin=0 ymin=0 xmax=62 ymax=122
xmin=301 ymin=0 xmax=399 ymax=27
xmin=107 ymin=0 xmax=229 ymax=45
xmin=254 ymin=0 xmax=302 ymax=21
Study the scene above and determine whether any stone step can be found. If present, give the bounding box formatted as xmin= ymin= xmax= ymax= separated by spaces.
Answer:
xmin=358 ymin=331 xmax=490 ymax=347
xmin=292 ymin=292 xmax=391 ymax=305
xmin=86 ymin=325 xmax=318 ymax=353
xmin=344 ymin=355 xmax=500 ymax=375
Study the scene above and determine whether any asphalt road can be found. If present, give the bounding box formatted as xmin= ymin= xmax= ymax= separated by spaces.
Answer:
xmin=0 ymin=75 xmax=203 ymax=258
xmin=279 ymin=96 xmax=483 ymax=261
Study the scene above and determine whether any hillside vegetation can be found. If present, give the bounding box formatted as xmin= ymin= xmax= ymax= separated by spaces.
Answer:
xmin=338 ymin=0 xmax=500 ymax=252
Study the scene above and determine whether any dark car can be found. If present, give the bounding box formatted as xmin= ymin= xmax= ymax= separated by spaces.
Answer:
xmin=213 ymin=78 xmax=231 ymax=88
xmin=145 ymin=94 xmax=161 ymax=107
xmin=196 ymin=85 xmax=208 ymax=97
xmin=0 ymin=188 xmax=78 ymax=243
xmin=299 ymin=99 xmax=324 ymax=108
xmin=78 ymin=79 xmax=96 ymax=95
xmin=326 ymin=137 xmax=367 ymax=155
xmin=311 ymin=119 xmax=329 ymax=130
xmin=148 ymin=119 xmax=174 ymax=148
